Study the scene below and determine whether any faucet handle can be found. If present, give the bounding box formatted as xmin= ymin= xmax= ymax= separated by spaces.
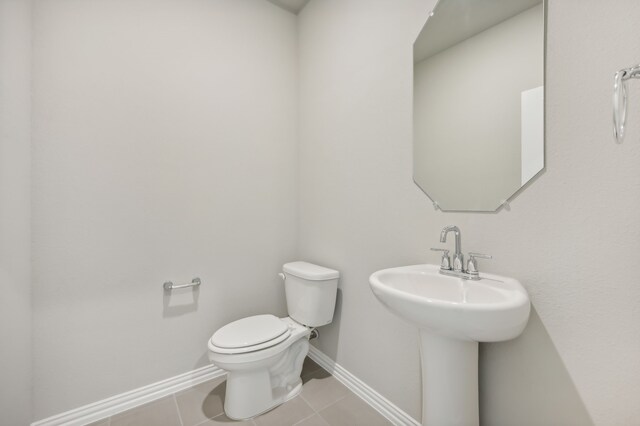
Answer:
xmin=467 ymin=252 xmax=492 ymax=276
xmin=469 ymin=252 xmax=492 ymax=259
xmin=430 ymin=248 xmax=451 ymax=270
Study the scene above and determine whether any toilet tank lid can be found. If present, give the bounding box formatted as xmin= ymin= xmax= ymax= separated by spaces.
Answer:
xmin=283 ymin=261 xmax=339 ymax=281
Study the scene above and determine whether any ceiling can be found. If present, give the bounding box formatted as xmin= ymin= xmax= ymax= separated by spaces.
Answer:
xmin=266 ymin=0 xmax=311 ymax=14
xmin=414 ymin=0 xmax=542 ymax=63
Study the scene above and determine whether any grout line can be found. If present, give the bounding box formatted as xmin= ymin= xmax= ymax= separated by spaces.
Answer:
xmin=315 ymin=410 xmax=332 ymax=426
xmin=298 ymin=392 xmax=312 ymax=408
xmin=194 ymin=415 xmax=217 ymax=426
xmin=193 ymin=412 xmax=258 ymax=426
xmin=172 ymin=394 xmax=185 ymax=426
xmin=193 ymin=417 xmax=210 ymax=426
xmin=295 ymin=393 xmax=316 ymax=414
xmin=298 ymin=388 xmax=348 ymax=415
xmin=195 ymin=410 xmax=254 ymax=426
xmin=292 ymin=412 xmax=318 ymax=426
xmin=315 ymin=393 xmax=350 ymax=415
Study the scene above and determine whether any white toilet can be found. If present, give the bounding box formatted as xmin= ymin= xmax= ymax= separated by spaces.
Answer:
xmin=207 ymin=261 xmax=339 ymax=420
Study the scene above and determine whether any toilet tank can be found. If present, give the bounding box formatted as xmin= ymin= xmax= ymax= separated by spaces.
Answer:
xmin=282 ymin=261 xmax=339 ymax=327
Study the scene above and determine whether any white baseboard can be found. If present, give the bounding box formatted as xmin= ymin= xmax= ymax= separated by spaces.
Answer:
xmin=32 ymin=347 xmax=419 ymax=426
xmin=31 ymin=364 xmax=225 ymax=426
xmin=308 ymin=346 xmax=421 ymax=426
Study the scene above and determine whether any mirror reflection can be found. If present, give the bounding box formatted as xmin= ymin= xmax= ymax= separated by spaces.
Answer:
xmin=413 ymin=0 xmax=545 ymax=211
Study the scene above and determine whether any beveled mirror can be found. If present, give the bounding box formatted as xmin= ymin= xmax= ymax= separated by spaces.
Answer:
xmin=413 ymin=0 xmax=545 ymax=211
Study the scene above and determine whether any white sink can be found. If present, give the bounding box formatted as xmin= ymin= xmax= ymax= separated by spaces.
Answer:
xmin=369 ymin=264 xmax=530 ymax=426
xmin=369 ymin=264 xmax=530 ymax=342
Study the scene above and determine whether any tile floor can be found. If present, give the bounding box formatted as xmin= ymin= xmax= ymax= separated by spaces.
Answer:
xmin=87 ymin=357 xmax=391 ymax=426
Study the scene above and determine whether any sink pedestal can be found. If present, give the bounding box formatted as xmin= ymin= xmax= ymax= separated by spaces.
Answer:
xmin=419 ymin=330 xmax=479 ymax=426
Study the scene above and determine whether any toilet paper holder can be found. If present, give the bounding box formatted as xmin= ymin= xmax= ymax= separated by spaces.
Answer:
xmin=163 ymin=277 xmax=201 ymax=291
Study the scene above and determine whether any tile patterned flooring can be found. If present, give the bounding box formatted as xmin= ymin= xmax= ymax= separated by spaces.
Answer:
xmin=88 ymin=357 xmax=391 ymax=426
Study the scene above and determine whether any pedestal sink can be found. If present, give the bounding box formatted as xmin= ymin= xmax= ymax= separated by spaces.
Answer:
xmin=369 ymin=264 xmax=530 ymax=426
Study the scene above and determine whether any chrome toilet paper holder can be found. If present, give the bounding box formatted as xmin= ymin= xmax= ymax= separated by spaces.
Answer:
xmin=163 ymin=277 xmax=201 ymax=291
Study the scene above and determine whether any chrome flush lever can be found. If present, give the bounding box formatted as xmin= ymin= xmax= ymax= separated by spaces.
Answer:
xmin=431 ymin=248 xmax=451 ymax=270
xmin=466 ymin=253 xmax=492 ymax=277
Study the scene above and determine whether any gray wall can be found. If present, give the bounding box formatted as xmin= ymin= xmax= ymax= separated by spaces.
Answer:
xmin=0 ymin=0 xmax=32 ymax=424
xmin=414 ymin=5 xmax=543 ymax=211
xmin=24 ymin=0 xmax=640 ymax=423
xmin=31 ymin=0 xmax=297 ymax=419
xmin=299 ymin=0 xmax=640 ymax=424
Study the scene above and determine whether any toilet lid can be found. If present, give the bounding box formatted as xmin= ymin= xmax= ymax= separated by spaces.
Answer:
xmin=211 ymin=314 xmax=289 ymax=349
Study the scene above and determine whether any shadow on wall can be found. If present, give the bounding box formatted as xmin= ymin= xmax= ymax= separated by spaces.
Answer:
xmin=311 ymin=288 xmax=343 ymax=360
xmin=479 ymin=307 xmax=594 ymax=426
xmin=193 ymin=351 xmax=213 ymax=372
xmin=163 ymin=287 xmax=200 ymax=318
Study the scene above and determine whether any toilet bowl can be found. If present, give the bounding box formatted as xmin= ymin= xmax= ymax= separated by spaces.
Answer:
xmin=207 ymin=262 xmax=339 ymax=420
xmin=208 ymin=316 xmax=310 ymax=419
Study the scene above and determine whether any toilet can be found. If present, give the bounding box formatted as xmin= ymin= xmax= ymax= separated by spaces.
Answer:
xmin=207 ymin=261 xmax=339 ymax=420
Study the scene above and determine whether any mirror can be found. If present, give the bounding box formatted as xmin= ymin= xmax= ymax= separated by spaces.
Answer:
xmin=413 ymin=0 xmax=545 ymax=211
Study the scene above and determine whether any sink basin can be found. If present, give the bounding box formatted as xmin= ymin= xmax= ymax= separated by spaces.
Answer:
xmin=369 ymin=264 xmax=530 ymax=426
xmin=369 ymin=264 xmax=530 ymax=342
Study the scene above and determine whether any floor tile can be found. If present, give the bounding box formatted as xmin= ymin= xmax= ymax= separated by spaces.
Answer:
xmin=196 ymin=412 xmax=254 ymax=425
xmin=253 ymin=395 xmax=314 ymax=426
xmin=176 ymin=377 xmax=226 ymax=426
xmin=318 ymin=393 xmax=392 ymax=426
xmin=102 ymin=360 xmax=391 ymax=426
xmin=301 ymin=357 xmax=322 ymax=378
xmin=86 ymin=419 xmax=110 ymax=426
xmin=300 ymin=369 xmax=349 ymax=411
xmin=111 ymin=396 xmax=182 ymax=426
xmin=293 ymin=414 xmax=330 ymax=426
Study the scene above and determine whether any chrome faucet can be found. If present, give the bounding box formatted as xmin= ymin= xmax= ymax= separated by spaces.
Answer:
xmin=431 ymin=225 xmax=492 ymax=280
xmin=440 ymin=225 xmax=464 ymax=272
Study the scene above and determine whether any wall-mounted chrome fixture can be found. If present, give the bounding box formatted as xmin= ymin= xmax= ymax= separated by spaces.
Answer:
xmin=163 ymin=277 xmax=201 ymax=291
xmin=613 ymin=64 xmax=640 ymax=143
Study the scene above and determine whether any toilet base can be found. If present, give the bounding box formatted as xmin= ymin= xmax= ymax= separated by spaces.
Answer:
xmin=227 ymin=378 xmax=303 ymax=421
xmin=223 ymin=338 xmax=309 ymax=420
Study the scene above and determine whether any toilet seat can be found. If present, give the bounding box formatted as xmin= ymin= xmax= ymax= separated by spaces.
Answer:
xmin=210 ymin=314 xmax=292 ymax=354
